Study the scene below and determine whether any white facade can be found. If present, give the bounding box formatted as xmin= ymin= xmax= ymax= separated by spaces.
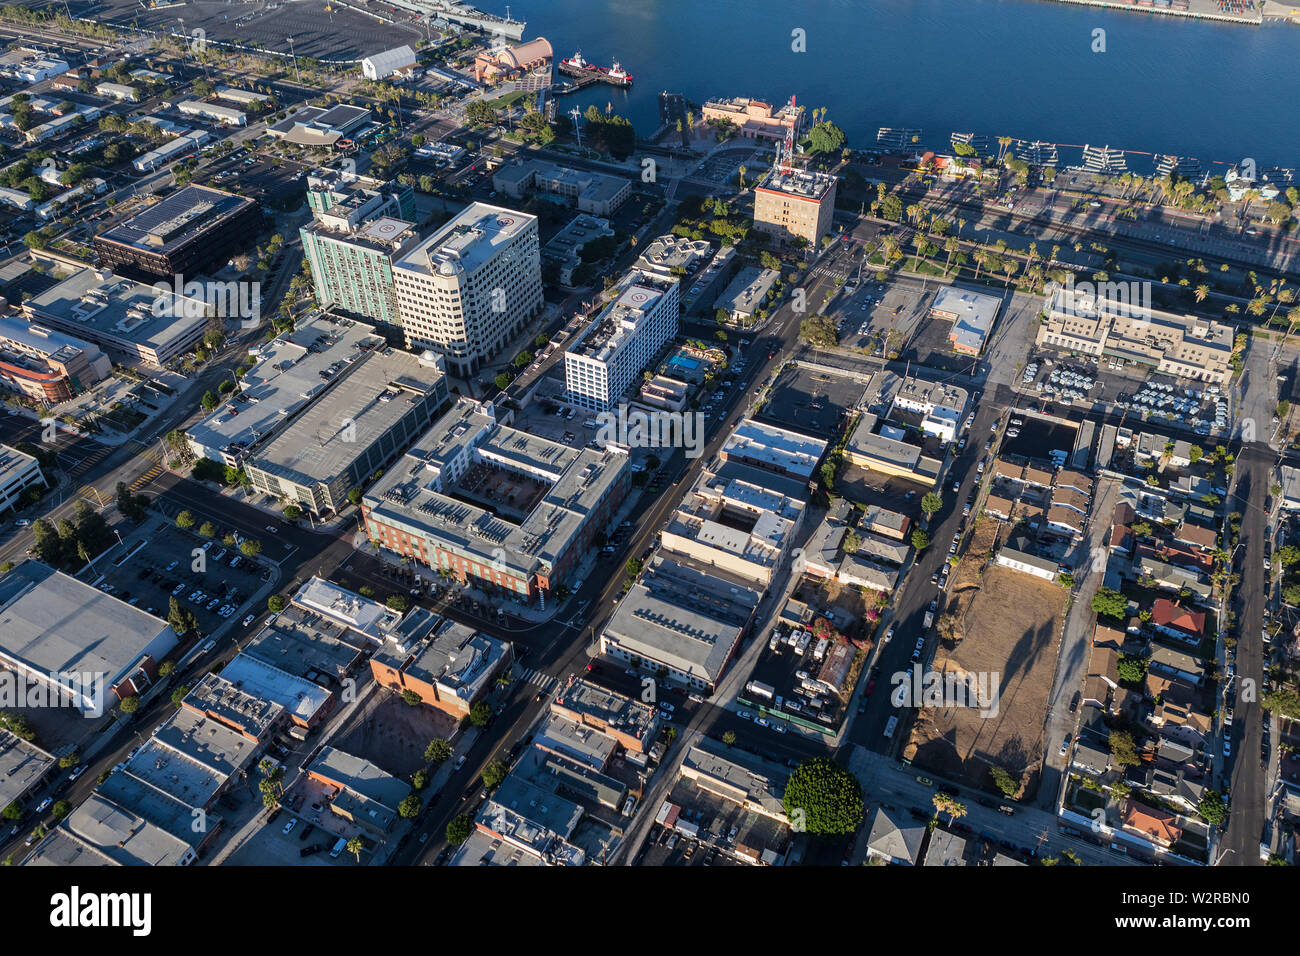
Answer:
xmin=393 ymin=203 xmax=543 ymax=376
xmin=564 ymin=271 xmax=680 ymax=411
xmin=0 ymin=445 xmax=45 ymax=514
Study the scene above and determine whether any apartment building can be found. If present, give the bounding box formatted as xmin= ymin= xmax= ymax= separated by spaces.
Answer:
xmin=0 ymin=316 xmax=112 ymax=402
xmin=362 ymin=398 xmax=630 ymax=601
xmin=300 ymin=170 xmax=419 ymax=328
xmin=1036 ymin=287 xmax=1234 ymax=383
xmin=393 ymin=203 xmax=543 ymax=376
xmin=660 ymin=459 xmax=808 ymax=590
xmin=720 ymin=418 xmax=827 ymax=483
xmin=564 ymin=270 xmax=680 ymax=411
xmin=752 ymin=166 xmax=837 ymax=247
xmin=370 ymin=609 xmax=512 ymax=718
xmin=890 ymin=375 xmax=969 ymax=443
xmin=0 ymin=444 xmax=45 ymax=515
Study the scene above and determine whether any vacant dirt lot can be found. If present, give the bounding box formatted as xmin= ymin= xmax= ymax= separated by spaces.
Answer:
xmin=904 ymin=560 xmax=1067 ymax=798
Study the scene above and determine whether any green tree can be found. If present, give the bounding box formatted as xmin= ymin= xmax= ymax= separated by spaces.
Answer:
xmin=494 ymin=372 xmax=512 ymax=390
xmin=170 ymin=685 xmax=190 ymax=707
xmin=283 ymin=504 xmax=302 ymax=521
xmin=1108 ymin=729 xmax=1140 ymax=768
xmin=401 ymin=689 xmax=422 ymax=706
xmin=200 ymin=390 xmax=219 ymax=412
xmin=469 ymin=700 xmax=492 ymax=726
xmin=386 ymin=594 xmax=410 ymax=612
xmin=268 ymin=594 xmax=287 ymax=612
xmin=722 ymin=730 xmax=736 ymax=746
xmin=921 ymin=492 xmax=943 ymax=520
xmin=398 ymin=794 xmax=422 ymax=819
xmin=446 ymin=813 xmax=473 ymax=845
xmin=1198 ymin=790 xmax=1227 ymax=826
xmin=989 ymin=765 xmax=1018 ymax=797
xmin=1116 ymin=654 xmax=1149 ymax=684
xmin=481 ymin=759 xmax=509 ymax=790
xmin=239 ymin=539 xmax=262 ymax=557
xmin=911 ymin=529 xmax=930 ymax=551
xmin=199 ymin=521 xmax=216 ymax=538
xmin=119 ymin=696 xmax=139 ymax=714
xmin=1090 ymin=587 xmax=1127 ymax=620
xmin=782 ymin=757 xmax=864 ymax=837
xmin=425 ymin=738 xmax=452 ymax=764
xmin=175 ymin=509 xmax=195 ymax=530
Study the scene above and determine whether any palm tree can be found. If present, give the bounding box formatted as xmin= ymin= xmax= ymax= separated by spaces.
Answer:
xmin=1194 ymin=283 xmax=1209 ymax=304
xmin=973 ymin=249 xmax=988 ymax=281
xmin=346 ymin=836 xmax=364 ymax=862
xmin=943 ymin=236 xmax=959 ymax=273
xmin=737 ymin=163 xmax=746 ymax=189
xmin=996 ymin=136 xmax=1012 ymax=163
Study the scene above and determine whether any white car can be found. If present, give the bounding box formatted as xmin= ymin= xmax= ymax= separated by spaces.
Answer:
xmin=242 ymin=614 xmax=255 ymax=627
xmin=738 ymin=711 xmax=753 ymax=721
xmin=35 ymin=797 xmax=52 ymax=814
xmin=282 ymin=818 xmax=298 ymax=835
xmin=772 ymin=724 xmax=787 ymax=734
xmin=1058 ymin=735 xmax=1070 ymax=757
xmin=755 ymin=717 xmax=770 ymax=728
xmin=658 ymin=702 xmax=675 ymax=714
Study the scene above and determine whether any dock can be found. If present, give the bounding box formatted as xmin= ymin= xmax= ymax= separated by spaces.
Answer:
xmin=1038 ymin=0 xmax=1263 ymax=24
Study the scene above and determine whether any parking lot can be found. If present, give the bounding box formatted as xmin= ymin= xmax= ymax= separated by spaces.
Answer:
xmin=636 ymin=775 xmax=786 ymax=866
xmin=92 ymin=523 xmax=272 ymax=637
xmin=1018 ymin=352 xmax=1232 ymax=438
xmin=759 ymin=363 xmax=869 ymax=440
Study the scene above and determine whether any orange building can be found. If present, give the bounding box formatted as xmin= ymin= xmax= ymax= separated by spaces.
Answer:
xmin=369 ymin=611 xmax=511 ymax=717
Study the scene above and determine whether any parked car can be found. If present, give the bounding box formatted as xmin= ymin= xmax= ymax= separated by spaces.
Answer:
xmin=283 ymin=818 xmax=298 ymax=835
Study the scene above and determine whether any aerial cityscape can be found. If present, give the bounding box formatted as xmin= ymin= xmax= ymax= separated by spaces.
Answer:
xmin=0 ymin=0 xmax=1294 ymax=909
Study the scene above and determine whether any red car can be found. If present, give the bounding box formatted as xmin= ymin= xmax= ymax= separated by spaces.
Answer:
xmin=865 ymin=679 xmax=877 ymax=697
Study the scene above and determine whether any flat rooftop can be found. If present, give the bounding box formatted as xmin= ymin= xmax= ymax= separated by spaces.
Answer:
xmin=550 ymin=675 xmax=659 ymax=745
xmin=96 ymin=184 xmax=254 ymax=255
xmin=23 ymin=268 xmax=209 ymax=352
xmin=186 ymin=314 xmax=381 ymax=459
xmin=365 ymin=399 xmax=628 ymax=578
xmin=130 ymin=708 xmax=260 ymax=808
xmin=0 ymin=561 xmax=172 ymax=690
xmin=244 ymin=602 xmax=369 ymax=681
xmin=757 ymin=166 xmax=836 ymax=200
xmin=721 ymin=417 xmax=827 ymax=481
xmin=569 ymin=270 xmax=677 ymax=362
xmin=0 ymin=730 xmax=54 ymax=810
xmin=0 ymin=442 xmax=39 ymax=483
xmin=246 ymin=347 xmax=445 ymax=487
xmin=26 ymin=793 xmax=195 ymax=867
xmin=680 ymin=736 xmax=789 ymax=819
xmin=289 ymin=576 xmax=403 ymax=643
xmin=309 ymin=745 xmax=410 ymax=811
xmin=395 ymin=203 xmax=536 ymax=278
xmin=601 ymin=555 xmax=759 ymax=685
xmin=183 ymin=669 xmax=286 ymax=740
xmin=211 ymin=653 xmax=332 ymax=725
xmin=375 ymin=613 xmax=509 ymax=704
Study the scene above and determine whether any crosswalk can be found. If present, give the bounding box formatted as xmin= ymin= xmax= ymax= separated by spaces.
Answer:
xmin=517 ymin=667 xmax=557 ymax=693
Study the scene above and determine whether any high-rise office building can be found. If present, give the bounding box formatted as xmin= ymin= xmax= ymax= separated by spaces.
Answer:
xmin=392 ymin=203 xmax=543 ymax=377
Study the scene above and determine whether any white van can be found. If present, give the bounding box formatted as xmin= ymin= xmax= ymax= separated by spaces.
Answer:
xmin=330 ymin=837 xmax=347 ymax=859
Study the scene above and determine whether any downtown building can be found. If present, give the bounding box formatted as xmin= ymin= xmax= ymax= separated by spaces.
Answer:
xmin=563 ymin=269 xmax=680 ymax=412
xmin=240 ymin=345 xmax=450 ymax=518
xmin=362 ymin=398 xmax=630 ymax=602
xmin=1035 ymin=286 xmax=1234 ymax=384
xmin=752 ymin=166 xmax=837 ymax=248
xmin=0 ymin=315 xmax=112 ymax=402
xmin=92 ymin=184 xmax=262 ymax=280
xmin=393 ymin=203 xmax=543 ymax=376
xmin=300 ymin=169 xmax=419 ymax=329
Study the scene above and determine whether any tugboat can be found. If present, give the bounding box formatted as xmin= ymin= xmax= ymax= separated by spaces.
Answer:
xmin=558 ymin=50 xmax=633 ymax=88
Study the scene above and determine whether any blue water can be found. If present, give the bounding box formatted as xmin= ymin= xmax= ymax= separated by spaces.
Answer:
xmin=669 ymin=354 xmax=702 ymax=371
xmin=484 ymin=0 xmax=1300 ymax=170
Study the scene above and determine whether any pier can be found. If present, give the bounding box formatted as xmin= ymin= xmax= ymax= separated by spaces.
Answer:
xmin=1038 ymin=0 xmax=1263 ymax=25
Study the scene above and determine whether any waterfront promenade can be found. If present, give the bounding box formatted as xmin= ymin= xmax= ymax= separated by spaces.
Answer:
xmin=1042 ymin=0 xmax=1263 ymax=24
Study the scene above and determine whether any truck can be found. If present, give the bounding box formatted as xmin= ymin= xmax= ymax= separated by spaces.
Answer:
xmin=923 ymin=610 xmax=935 ymax=629
xmin=812 ymin=637 xmax=829 ymax=662
xmin=883 ymin=715 xmax=899 ymax=738
xmin=745 ymin=680 xmax=775 ymax=702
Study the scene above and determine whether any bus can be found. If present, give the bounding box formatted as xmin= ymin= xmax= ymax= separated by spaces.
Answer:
xmin=883 ymin=715 xmax=899 ymax=739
